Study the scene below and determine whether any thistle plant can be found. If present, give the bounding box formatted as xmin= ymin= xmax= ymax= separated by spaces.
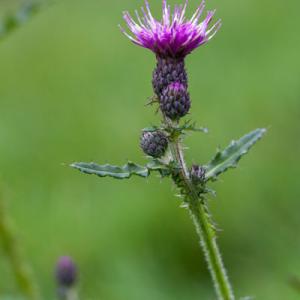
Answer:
xmin=71 ymin=1 xmax=266 ymax=299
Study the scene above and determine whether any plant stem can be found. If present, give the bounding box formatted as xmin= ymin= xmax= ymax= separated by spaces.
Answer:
xmin=0 ymin=193 xmax=40 ymax=300
xmin=58 ymin=288 xmax=79 ymax=300
xmin=168 ymin=130 xmax=235 ymax=300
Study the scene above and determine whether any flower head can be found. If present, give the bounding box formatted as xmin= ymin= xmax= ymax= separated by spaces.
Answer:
xmin=55 ymin=256 xmax=77 ymax=287
xmin=120 ymin=0 xmax=221 ymax=59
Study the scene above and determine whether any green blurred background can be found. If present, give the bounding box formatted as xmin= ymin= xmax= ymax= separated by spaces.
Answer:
xmin=0 ymin=0 xmax=299 ymax=299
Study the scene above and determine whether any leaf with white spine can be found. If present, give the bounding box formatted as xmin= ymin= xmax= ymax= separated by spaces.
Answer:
xmin=71 ymin=162 xmax=150 ymax=179
xmin=205 ymin=128 xmax=266 ymax=181
xmin=71 ymin=160 xmax=173 ymax=180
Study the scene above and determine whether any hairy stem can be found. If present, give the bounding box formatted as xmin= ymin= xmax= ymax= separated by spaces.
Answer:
xmin=0 ymin=193 xmax=40 ymax=300
xmin=168 ymin=128 xmax=235 ymax=300
xmin=58 ymin=288 xmax=79 ymax=300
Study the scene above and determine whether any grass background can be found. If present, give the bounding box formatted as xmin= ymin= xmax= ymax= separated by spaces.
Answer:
xmin=0 ymin=0 xmax=299 ymax=299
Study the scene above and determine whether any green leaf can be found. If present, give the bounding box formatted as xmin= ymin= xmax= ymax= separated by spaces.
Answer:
xmin=166 ymin=120 xmax=208 ymax=140
xmin=142 ymin=121 xmax=207 ymax=137
xmin=177 ymin=120 xmax=208 ymax=134
xmin=205 ymin=128 xmax=266 ymax=181
xmin=71 ymin=162 xmax=150 ymax=179
xmin=146 ymin=159 xmax=167 ymax=172
xmin=71 ymin=159 xmax=177 ymax=180
xmin=146 ymin=159 xmax=177 ymax=177
xmin=142 ymin=125 xmax=160 ymax=132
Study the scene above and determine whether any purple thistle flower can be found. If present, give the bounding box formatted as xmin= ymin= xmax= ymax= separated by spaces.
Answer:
xmin=56 ymin=256 xmax=77 ymax=288
xmin=120 ymin=0 xmax=221 ymax=59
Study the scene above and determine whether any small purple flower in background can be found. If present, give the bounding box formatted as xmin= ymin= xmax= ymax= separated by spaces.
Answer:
xmin=56 ymin=256 xmax=77 ymax=288
xmin=120 ymin=0 xmax=221 ymax=59
xmin=55 ymin=256 xmax=79 ymax=300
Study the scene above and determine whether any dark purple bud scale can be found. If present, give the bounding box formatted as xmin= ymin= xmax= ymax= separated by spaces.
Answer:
xmin=141 ymin=131 xmax=168 ymax=158
xmin=152 ymin=57 xmax=188 ymax=96
xmin=56 ymin=256 xmax=77 ymax=288
xmin=191 ymin=165 xmax=206 ymax=184
xmin=160 ymin=82 xmax=191 ymax=120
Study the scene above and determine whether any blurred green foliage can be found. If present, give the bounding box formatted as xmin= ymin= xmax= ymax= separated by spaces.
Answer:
xmin=0 ymin=0 xmax=299 ymax=299
xmin=0 ymin=2 xmax=40 ymax=41
xmin=0 ymin=191 xmax=39 ymax=299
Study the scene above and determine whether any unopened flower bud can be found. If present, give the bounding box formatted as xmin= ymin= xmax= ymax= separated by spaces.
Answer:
xmin=160 ymin=82 xmax=191 ymax=120
xmin=152 ymin=58 xmax=188 ymax=96
xmin=140 ymin=131 xmax=168 ymax=158
xmin=190 ymin=165 xmax=206 ymax=184
xmin=56 ymin=256 xmax=77 ymax=288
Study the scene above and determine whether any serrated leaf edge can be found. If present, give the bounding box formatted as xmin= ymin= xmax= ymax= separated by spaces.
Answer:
xmin=70 ymin=162 xmax=149 ymax=179
xmin=205 ymin=128 xmax=266 ymax=181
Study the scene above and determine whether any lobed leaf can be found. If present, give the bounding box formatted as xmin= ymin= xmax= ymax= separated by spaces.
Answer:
xmin=71 ymin=162 xmax=150 ymax=179
xmin=71 ymin=159 xmax=176 ymax=180
xmin=147 ymin=159 xmax=180 ymax=177
xmin=205 ymin=128 xmax=266 ymax=181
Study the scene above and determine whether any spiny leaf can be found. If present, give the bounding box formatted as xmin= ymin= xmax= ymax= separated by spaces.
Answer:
xmin=167 ymin=120 xmax=208 ymax=140
xmin=71 ymin=162 xmax=150 ymax=179
xmin=142 ymin=120 xmax=207 ymax=136
xmin=177 ymin=120 xmax=208 ymax=134
xmin=142 ymin=125 xmax=160 ymax=132
xmin=146 ymin=159 xmax=172 ymax=177
xmin=71 ymin=160 xmax=175 ymax=180
xmin=205 ymin=128 xmax=266 ymax=181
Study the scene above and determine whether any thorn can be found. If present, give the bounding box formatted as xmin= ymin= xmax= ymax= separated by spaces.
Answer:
xmin=180 ymin=203 xmax=189 ymax=209
xmin=145 ymin=95 xmax=159 ymax=106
